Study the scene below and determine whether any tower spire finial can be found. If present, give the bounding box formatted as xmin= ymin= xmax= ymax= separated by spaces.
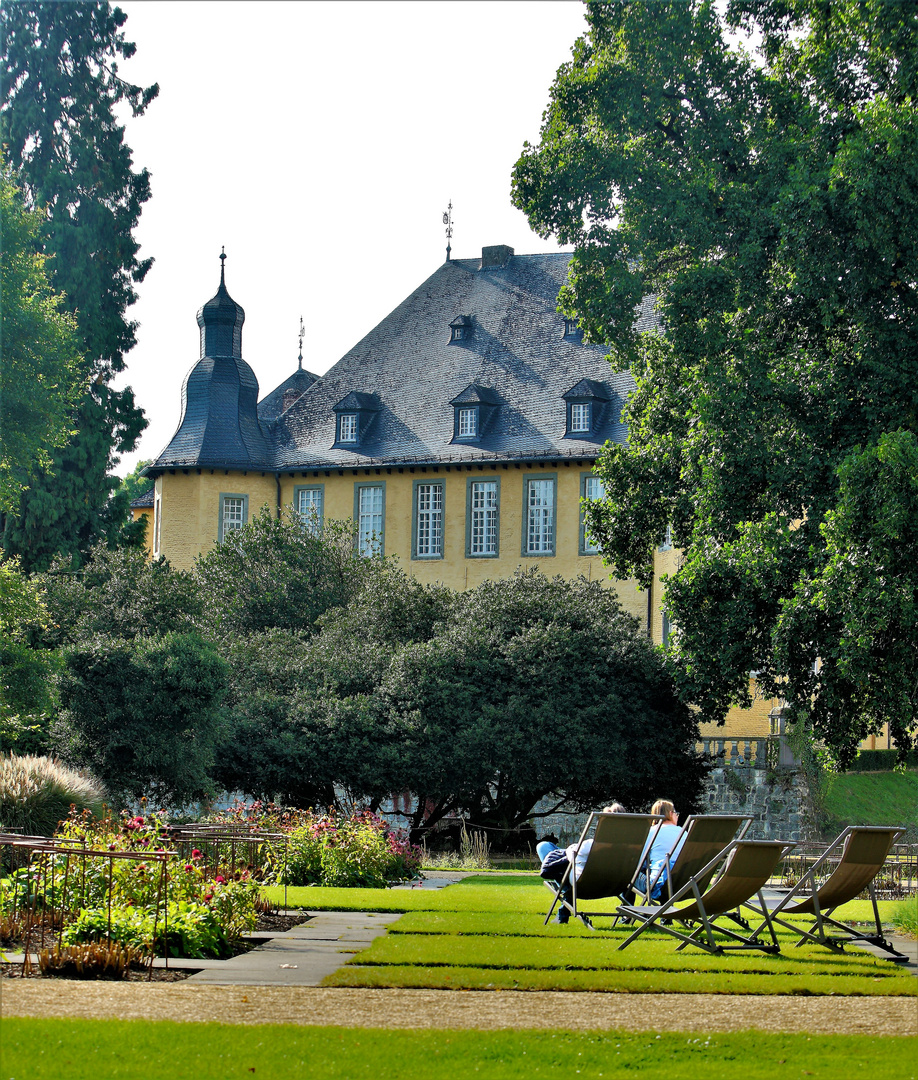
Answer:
xmin=219 ymin=245 xmax=227 ymax=286
xmin=442 ymin=200 xmax=453 ymax=262
xmin=298 ymin=315 xmax=305 ymax=371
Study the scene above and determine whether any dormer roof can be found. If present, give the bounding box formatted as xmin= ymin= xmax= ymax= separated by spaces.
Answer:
xmin=333 ymin=391 xmax=379 ymax=412
xmin=563 ymin=379 xmax=610 ymax=401
xmin=449 ymin=383 xmax=502 ymax=407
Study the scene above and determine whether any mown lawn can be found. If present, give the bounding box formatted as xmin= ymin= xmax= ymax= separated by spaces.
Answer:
xmin=2 ymin=1018 xmax=915 ymax=1080
xmin=263 ymin=876 xmax=918 ymax=997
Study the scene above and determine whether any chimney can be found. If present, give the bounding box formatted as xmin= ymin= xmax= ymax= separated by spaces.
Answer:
xmin=480 ymin=245 xmax=514 ymax=270
xmin=282 ymin=388 xmax=304 ymax=411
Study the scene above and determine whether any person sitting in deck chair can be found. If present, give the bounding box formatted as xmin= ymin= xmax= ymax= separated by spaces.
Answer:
xmin=536 ymin=803 xmax=625 ymax=923
xmin=623 ymin=799 xmax=686 ymax=904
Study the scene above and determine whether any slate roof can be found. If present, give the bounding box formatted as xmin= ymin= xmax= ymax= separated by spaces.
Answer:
xmin=130 ymin=487 xmax=155 ymax=509
xmin=257 ymin=366 xmax=319 ymax=422
xmin=149 ymin=250 xmax=657 ymax=476
xmin=154 ymin=265 xmax=273 ymax=471
xmin=271 ymin=252 xmax=653 ymax=471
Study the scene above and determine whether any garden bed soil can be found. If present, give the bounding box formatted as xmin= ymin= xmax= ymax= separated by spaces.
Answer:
xmin=0 ymin=962 xmax=192 ymax=983
xmin=0 ymin=910 xmax=313 ymax=981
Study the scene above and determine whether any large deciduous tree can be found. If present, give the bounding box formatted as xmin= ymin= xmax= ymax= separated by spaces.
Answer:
xmin=0 ymin=161 xmax=84 ymax=517
xmin=295 ymin=568 xmax=704 ymax=840
xmin=1 ymin=2 xmax=158 ymax=570
xmin=512 ymin=0 xmax=918 ymax=765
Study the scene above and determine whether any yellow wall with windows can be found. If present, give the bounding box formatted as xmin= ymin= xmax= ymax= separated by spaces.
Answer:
xmin=155 ymin=460 xmax=649 ymax=623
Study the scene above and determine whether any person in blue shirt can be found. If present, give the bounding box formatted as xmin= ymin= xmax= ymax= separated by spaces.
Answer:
xmin=630 ymin=799 xmax=686 ymax=902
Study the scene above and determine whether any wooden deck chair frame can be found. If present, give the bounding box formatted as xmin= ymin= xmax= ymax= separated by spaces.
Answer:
xmin=642 ymin=814 xmax=753 ymax=905
xmin=742 ymin=825 xmax=907 ymax=960
xmin=617 ymin=840 xmax=795 ymax=955
xmin=543 ymin=812 xmax=663 ymax=927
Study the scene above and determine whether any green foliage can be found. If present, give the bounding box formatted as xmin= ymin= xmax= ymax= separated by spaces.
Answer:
xmin=269 ymin=810 xmax=422 ymax=889
xmin=851 ymin=749 xmax=918 ymax=772
xmin=195 ymin=510 xmax=369 ymax=637
xmin=0 ymin=753 xmax=106 ymax=834
xmin=775 ymin=431 xmax=918 ymax=765
xmin=512 ymin=0 xmax=918 ymax=765
xmin=3 ymin=386 xmax=148 ymax=573
xmin=0 ymin=2 xmax=157 ymax=568
xmin=62 ymin=900 xmax=235 ymax=960
xmin=892 ymin=895 xmax=918 ymax=939
xmin=0 ymin=557 xmax=57 ymax=751
xmin=0 ymin=160 xmax=83 ymax=516
xmin=55 ymin=632 xmax=229 ymax=804
xmin=117 ymin=460 xmax=153 ymax=505
xmin=210 ymin=628 xmax=336 ymax=807
xmin=379 ymin=570 xmax=705 ymax=835
xmin=36 ymin=542 xmax=203 ymax=648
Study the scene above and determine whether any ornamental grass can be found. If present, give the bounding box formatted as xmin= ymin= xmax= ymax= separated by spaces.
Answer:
xmin=0 ymin=753 xmax=106 ymax=836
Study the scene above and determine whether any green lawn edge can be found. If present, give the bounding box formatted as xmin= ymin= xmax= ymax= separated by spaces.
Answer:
xmin=3 ymin=1017 xmax=916 ymax=1080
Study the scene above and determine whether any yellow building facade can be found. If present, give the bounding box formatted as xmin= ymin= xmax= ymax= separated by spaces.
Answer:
xmin=147 ymin=247 xmax=781 ymax=740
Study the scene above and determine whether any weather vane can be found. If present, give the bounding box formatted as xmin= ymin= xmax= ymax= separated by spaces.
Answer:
xmin=443 ymin=200 xmax=453 ymax=262
xmin=297 ymin=315 xmax=305 ymax=370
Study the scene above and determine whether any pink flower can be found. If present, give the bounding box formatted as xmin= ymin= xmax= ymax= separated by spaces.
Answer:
xmin=184 ymin=864 xmax=193 ymax=872
xmin=214 ymin=874 xmax=226 ymax=884
xmin=191 ymin=849 xmax=203 ymax=860
xmin=203 ymin=892 xmax=214 ymax=903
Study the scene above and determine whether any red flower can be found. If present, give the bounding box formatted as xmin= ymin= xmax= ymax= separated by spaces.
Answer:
xmin=215 ymin=874 xmax=226 ymax=884
xmin=191 ymin=849 xmax=203 ymax=860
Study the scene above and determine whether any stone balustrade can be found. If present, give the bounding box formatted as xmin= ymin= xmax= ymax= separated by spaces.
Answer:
xmin=696 ymin=735 xmax=772 ymax=768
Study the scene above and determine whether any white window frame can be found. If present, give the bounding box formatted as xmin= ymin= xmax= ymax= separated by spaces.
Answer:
xmin=457 ymin=408 xmax=477 ymax=437
xmin=219 ymin=493 xmax=248 ymax=543
xmin=580 ymin=473 xmax=606 ymax=555
xmin=339 ymin=413 xmax=358 ymax=443
xmin=413 ymin=481 xmax=443 ymax=559
xmin=468 ymin=479 xmax=499 ymax=557
xmin=570 ymin=402 xmax=591 ymax=434
xmin=355 ymin=482 xmax=384 ymax=557
xmin=294 ymin=485 xmax=324 ymax=534
xmin=523 ymin=475 xmax=556 ymax=556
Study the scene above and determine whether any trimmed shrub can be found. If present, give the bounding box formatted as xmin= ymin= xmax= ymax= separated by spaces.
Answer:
xmin=0 ymin=753 xmax=106 ymax=835
xmin=851 ymin=749 xmax=918 ymax=772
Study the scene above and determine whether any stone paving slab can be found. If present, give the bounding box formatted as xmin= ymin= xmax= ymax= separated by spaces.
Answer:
xmin=186 ymin=911 xmax=402 ymax=986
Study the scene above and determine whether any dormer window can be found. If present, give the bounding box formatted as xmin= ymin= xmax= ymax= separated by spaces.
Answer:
xmin=449 ymin=315 xmax=473 ymax=343
xmin=563 ymin=379 xmax=610 ymax=439
xmin=338 ymin=413 xmax=358 ymax=442
xmin=332 ymin=391 xmax=380 ymax=449
xmin=457 ymin=407 xmax=478 ymax=438
xmin=570 ymin=402 xmax=591 ymax=434
xmin=450 ymin=383 xmax=502 ymax=443
xmin=564 ymin=318 xmax=582 ymax=338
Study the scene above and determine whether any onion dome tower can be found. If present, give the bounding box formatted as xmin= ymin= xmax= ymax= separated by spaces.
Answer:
xmin=156 ymin=251 xmax=271 ymax=469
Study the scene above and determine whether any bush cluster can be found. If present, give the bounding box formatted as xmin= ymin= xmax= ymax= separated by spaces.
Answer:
xmin=266 ymin=809 xmax=422 ymax=888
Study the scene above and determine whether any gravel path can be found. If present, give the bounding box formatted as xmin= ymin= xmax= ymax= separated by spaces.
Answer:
xmin=2 ymin=981 xmax=916 ymax=1036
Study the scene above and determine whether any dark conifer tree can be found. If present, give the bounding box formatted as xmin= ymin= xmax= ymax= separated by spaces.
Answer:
xmin=0 ymin=2 xmax=158 ymax=570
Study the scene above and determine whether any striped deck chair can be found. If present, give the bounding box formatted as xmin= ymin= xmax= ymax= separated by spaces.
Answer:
xmin=543 ymin=812 xmax=662 ymax=928
xmin=617 ymin=840 xmax=795 ymax=955
xmin=743 ymin=826 xmax=907 ymax=960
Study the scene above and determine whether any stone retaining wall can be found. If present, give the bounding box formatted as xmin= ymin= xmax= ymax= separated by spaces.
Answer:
xmin=532 ymin=766 xmax=814 ymax=846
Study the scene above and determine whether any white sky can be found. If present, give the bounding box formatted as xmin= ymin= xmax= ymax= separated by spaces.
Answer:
xmin=112 ymin=1 xmax=589 ymax=477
